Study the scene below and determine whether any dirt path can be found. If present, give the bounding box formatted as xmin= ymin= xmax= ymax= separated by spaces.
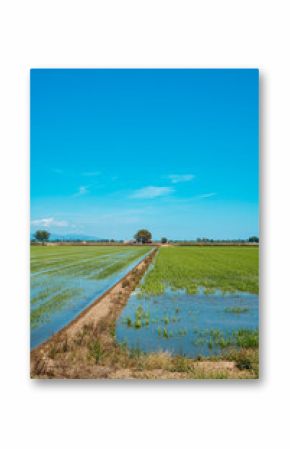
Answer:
xmin=65 ymin=251 xmax=155 ymax=340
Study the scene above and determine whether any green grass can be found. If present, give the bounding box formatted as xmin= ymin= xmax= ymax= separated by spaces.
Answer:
xmin=235 ymin=329 xmax=259 ymax=348
xmin=141 ymin=246 xmax=258 ymax=295
xmin=31 ymin=245 xmax=149 ymax=278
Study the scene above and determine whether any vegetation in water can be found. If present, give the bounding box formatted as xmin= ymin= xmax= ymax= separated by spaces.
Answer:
xmin=31 ymin=245 xmax=151 ymax=332
xmin=224 ymin=307 xmax=249 ymax=314
xmin=30 ymin=288 xmax=83 ymax=328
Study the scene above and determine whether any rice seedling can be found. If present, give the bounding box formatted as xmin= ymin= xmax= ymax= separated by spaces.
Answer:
xmin=224 ymin=307 xmax=249 ymax=314
xmin=140 ymin=246 xmax=258 ymax=295
xmin=163 ymin=327 xmax=169 ymax=338
xmin=162 ymin=316 xmax=170 ymax=325
xmin=134 ymin=319 xmax=142 ymax=329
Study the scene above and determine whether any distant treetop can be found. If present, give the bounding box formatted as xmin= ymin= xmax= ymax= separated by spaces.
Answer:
xmin=34 ymin=229 xmax=50 ymax=245
xmin=134 ymin=229 xmax=152 ymax=244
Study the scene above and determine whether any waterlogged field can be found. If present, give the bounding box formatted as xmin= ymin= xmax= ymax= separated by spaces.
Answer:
xmin=116 ymin=246 xmax=259 ymax=358
xmin=31 ymin=245 xmax=150 ymax=348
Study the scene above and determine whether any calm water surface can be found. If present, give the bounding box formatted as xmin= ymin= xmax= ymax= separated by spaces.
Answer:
xmin=116 ymin=288 xmax=259 ymax=358
xmin=31 ymin=251 xmax=150 ymax=349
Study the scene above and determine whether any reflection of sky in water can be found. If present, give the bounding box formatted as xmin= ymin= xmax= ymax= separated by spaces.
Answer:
xmin=31 ymin=251 xmax=150 ymax=349
xmin=116 ymin=288 xmax=259 ymax=358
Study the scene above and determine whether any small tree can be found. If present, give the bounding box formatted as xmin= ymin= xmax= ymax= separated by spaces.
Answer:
xmin=34 ymin=229 xmax=50 ymax=245
xmin=161 ymin=237 xmax=168 ymax=244
xmin=134 ymin=229 xmax=152 ymax=244
xmin=249 ymin=236 xmax=259 ymax=243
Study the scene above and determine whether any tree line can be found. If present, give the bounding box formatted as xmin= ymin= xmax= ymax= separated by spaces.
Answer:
xmin=32 ymin=229 xmax=259 ymax=245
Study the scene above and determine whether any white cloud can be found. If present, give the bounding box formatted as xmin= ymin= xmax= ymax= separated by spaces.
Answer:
xmin=31 ymin=217 xmax=69 ymax=228
xmin=52 ymin=168 xmax=64 ymax=174
xmin=131 ymin=186 xmax=174 ymax=199
xmin=168 ymin=174 xmax=195 ymax=184
xmin=198 ymin=192 xmax=216 ymax=198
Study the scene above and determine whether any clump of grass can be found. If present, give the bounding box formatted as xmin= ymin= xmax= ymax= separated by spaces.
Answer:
xmin=89 ymin=339 xmax=103 ymax=363
xmin=135 ymin=305 xmax=144 ymax=319
xmin=125 ymin=317 xmax=132 ymax=327
xmin=134 ymin=319 xmax=142 ymax=329
xmin=163 ymin=316 xmax=170 ymax=325
xmin=235 ymin=329 xmax=259 ymax=348
xmin=228 ymin=348 xmax=259 ymax=376
xmin=209 ymin=329 xmax=221 ymax=339
xmin=171 ymin=356 xmax=193 ymax=373
xmin=225 ymin=307 xmax=249 ymax=314
xmin=163 ymin=327 xmax=169 ymax=338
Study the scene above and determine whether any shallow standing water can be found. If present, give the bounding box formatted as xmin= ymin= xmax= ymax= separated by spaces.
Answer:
xmin=116 ymin=288 xmax=259 ymax=358
xmin=31 ymin=249 xmax=151 ymax=349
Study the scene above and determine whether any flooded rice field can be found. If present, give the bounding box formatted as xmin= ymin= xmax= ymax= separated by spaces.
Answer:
xmin=31 ymin=245 xmax=151 ymax=348
xmin=116 ymin=246 xmax=259 ymax=358
xmin=116 ymin=288 xmax=258 ymax=358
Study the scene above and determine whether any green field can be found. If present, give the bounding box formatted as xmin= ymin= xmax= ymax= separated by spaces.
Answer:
xmin=141 ymin=246 xmax=259 ymax=295
xmin=31 ymin=245 xmax=150 ymax=279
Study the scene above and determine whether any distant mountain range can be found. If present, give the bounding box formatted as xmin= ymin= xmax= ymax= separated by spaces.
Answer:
xmin=31 ymin=232 xmax=104 ymax=241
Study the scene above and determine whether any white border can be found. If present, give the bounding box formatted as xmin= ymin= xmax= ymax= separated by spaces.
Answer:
xmin=1 ymin=1 xmax=289 ymax=448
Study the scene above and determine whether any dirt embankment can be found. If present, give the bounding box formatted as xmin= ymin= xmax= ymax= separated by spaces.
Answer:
xmin=31 ymin=248 xmax=258 ymax=380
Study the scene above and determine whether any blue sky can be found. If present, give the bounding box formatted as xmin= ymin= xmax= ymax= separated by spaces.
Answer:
xmin=31 ymin=69 xmax=259 ymax=240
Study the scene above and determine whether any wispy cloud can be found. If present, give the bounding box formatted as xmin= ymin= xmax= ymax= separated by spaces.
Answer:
xmin=52 ymin=168 xmax=64 ymax=175
xmin=74 ymin=186 xmax=89 ymax=196
xmin=131 ymin=186 xmax=174 ymax=199
xmin=31 ymin=217 xmax=69 ymax=228
xmin=198 ymin=192 xmax=216 ymax=199
xmin=168 ymin=174 xmax=195 ymax=184
xmin=81 ymin=171 xmax=101 ymax=177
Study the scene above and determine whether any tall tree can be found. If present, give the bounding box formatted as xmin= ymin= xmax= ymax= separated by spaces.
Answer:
xmin=34 ymin=230 xmax=50 ymax=245
xmin=134 ymin=229 xmax=152 ymax=244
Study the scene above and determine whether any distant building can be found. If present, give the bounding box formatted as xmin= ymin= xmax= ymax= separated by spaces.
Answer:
xmin=123 ymin=239 xmax=136 ymax=245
